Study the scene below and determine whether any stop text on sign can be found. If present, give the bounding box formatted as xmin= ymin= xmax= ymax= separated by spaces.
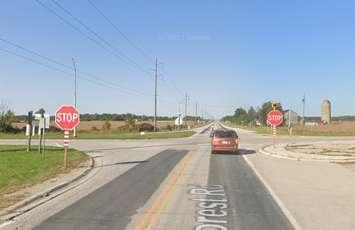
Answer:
xmin=55 ymin=105 xmax=80 ymax=130
xmin=267 ymin=110 xmax=283 ymax=127
xmin=268 ymin=114 xmax=282 ymax=120
xmin=56 ymin=113 xmax=79 ymax=123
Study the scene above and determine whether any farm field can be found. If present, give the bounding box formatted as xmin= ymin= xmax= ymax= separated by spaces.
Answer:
xmin=12 ymin=120 xmax=197 ymax=131
xmin=228 ymin=121 xmax=355 ymax=136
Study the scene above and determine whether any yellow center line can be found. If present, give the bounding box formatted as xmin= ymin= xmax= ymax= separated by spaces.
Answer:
xmin=135 ymin=152 xmax=194 ymax=230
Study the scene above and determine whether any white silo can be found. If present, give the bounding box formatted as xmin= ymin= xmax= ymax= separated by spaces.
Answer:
xmin=321 ymin=100 xmax=331 ymax=124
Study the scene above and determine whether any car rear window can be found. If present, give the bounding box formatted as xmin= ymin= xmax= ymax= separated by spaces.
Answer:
xmin=214 ymin=131 xmax=238 ymax=138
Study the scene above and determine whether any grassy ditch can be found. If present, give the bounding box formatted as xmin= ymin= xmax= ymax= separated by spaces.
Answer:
xmin=0 ymin=145 xmax=88 ymax=210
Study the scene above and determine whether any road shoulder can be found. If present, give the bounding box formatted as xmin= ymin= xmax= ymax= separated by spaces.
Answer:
xmin=0 ymin=155 xmax=94 ymax=223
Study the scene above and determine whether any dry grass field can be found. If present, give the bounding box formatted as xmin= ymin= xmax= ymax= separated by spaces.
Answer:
xmin=229 ymin=121 xmax=355 ymax=136
xmin=12 ymin=120 xmax=197 ymax=131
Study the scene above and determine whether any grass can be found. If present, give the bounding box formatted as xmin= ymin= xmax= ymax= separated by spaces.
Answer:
xmin=0 ymin=145 xmax=88 ymax=210
xmin=225 ymin=123 xmax=355 ymax=136
xmin=0 ymin=130 xmax=196 ymax=140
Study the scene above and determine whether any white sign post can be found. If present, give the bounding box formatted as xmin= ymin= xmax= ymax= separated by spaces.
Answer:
xmin=35 ymin=113 xmax=50 ymax=158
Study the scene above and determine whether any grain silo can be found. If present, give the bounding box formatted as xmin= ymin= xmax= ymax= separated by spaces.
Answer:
xmin=321 ymin=100 xmax=331 ymax=124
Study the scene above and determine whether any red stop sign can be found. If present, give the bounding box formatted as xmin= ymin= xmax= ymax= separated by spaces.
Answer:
xmin=267 ymin=110 xmax=283 ymax=127
xmin=55 ymin=105 xmax=80 ymax=130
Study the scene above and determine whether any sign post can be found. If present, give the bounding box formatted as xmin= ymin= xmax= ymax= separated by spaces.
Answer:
xmin=267 ymin=108 xmax=284 ymax=148
xmin=26 ymin=111 xmax=33 ymax=152
xmin=55 ymin=105 xmax=80 ymax=169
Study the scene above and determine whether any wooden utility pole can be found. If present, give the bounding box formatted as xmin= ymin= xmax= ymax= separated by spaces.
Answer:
xmin=195 ymin=102 xmax=198 ymax=125
xmin=154 ymin=57 xmax=158 ymax=132
xmin=72 ymin=58 xmax=78 ymax=137
xmin=185 ymin=93 xmax=188 ymax=119
xmin=302 ymin=94 xmax=305 ymax=126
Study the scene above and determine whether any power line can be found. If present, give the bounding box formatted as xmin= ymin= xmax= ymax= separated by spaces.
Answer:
xmin=0 ymin=46 xmax=151 ymax=97
xmin=0 ymin=37 xmax=150 ymax=96
xmin=160 ymin=75 xmax=185 ymax=97
xmin=156 ymin=62 xmax=185 ymax=97
xmin=86 ymin=0 xmax=154 ymax=63
xmin=35 ymin=0 xmax=153 ymax=78
xmin=50 ymin=0 xmax=152 ymax=77
xmin=154 ymin=57 xmax=158 ymax=132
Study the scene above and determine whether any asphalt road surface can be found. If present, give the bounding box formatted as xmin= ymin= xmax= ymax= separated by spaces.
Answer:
xmin=35 ymin=149 xmax=188 ymax=230
xmin=4 ymin=124 xmax=348 ymax=230
xmin=207 ymin=151 xmax=294 ymax=230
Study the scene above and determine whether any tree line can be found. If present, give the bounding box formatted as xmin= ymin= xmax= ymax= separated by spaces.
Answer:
xmin=222 ymin=101 xmax=284 ymax=126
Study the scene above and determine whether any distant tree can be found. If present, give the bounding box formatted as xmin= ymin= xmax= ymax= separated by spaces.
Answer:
xmin=0 ymin=101 xmax=16 ymax=133
xmin=233 ymin=108 xmax=248 ymax=125
xmin=257 ymin=101 xmax=283 ymax=126
xmin=247 ymin=106 xmax=257 ymax=124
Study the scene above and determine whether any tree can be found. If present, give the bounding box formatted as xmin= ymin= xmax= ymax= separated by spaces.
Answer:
xmin=247 ymin=106 xmax=257 ymax=124
xmin=125 ymin=115 xmax=136 ymax=132
xmin=233 ymin=108 xmax=248 ymax=125
xmin=257 ymin=101 xmax=283 ymax=126
xmin=0 ymin=101 xmax=15 ymax=133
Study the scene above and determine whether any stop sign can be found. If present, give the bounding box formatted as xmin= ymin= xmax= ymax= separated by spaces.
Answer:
xmin=55 ymin=105 xmax=80 ymax=130
xmin=267 ymin=110 xmax=284 ymax=127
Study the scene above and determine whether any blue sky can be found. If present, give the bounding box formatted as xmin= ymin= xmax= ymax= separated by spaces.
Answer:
xmin=1 ymin=0 xmax=355 ymax=118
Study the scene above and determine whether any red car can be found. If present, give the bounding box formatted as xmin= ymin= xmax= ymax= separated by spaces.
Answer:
xmin=211 ymin=129 xmax=239 ymax=154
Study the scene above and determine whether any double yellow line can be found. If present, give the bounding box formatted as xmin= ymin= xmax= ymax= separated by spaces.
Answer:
xmin=135 ymin=152 xmax=193 ymax=230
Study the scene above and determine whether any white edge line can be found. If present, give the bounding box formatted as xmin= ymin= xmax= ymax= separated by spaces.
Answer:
xmin=242 ymin=154 xmax=303 ymax=230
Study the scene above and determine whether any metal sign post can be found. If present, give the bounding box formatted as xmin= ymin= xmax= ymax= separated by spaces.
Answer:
xmin=26 ymin=111 xmax=33 ymax=152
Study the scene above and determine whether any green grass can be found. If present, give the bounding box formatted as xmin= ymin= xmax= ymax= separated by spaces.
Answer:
xmin=0 ymin=145 xmax=88 ymax=209
xmin=0 ymin=130 xmax=196 ymax=140
xmin=233 ymin=126 xmax=355 ymax=136
xmin=252 ymin=127 xmax=355 ymax=136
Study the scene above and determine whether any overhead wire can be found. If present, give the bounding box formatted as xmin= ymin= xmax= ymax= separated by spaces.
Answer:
xmin=0 ymin=37 xmax=152 ymax=97
xmin=86 ymin=0 xmax=154 ymax=64
xmin=35 ymin=0 xmax=153 ymax=78
xmin=32 ymin=0 xmax=194 ymax=114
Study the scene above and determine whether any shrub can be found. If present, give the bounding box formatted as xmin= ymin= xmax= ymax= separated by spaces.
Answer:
xmin=102 ymin=120 xmax=111 ymax=132
xmin=91 ymin=126 xmax=99 ymax=131
xmin=138 ymin=123 xmax=154 ymax=132
xmin=166 ymin=124 xmax=173 ymax=131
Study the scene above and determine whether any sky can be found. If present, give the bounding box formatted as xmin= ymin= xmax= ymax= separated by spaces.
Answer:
xmin=1 ymin=0 xmax=355 ymax=118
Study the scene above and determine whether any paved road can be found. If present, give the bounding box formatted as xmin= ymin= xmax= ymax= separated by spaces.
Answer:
xmin=35 ymin=149 xmax=188 ymax=230
xmin=4 ymin=124 xmax=350 ymax=229
xmin=28 ymin=128 xmax=293 ymax=230
xmin=207 ymin=151 xmax=294 ymax=230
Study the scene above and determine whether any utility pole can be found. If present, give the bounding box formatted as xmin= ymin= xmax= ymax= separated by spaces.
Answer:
xmin=154 ymin=57 xmax=158 ymax=132
xmin=302 ymin=94 xmax=305 ymax=127
xmin=195 ymin=102 xmax=198 ymax=124
xmin=185 ymin=93 xmax=188 ymax=119
xmin=72 ymin=58 xmax=77 ymax=137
